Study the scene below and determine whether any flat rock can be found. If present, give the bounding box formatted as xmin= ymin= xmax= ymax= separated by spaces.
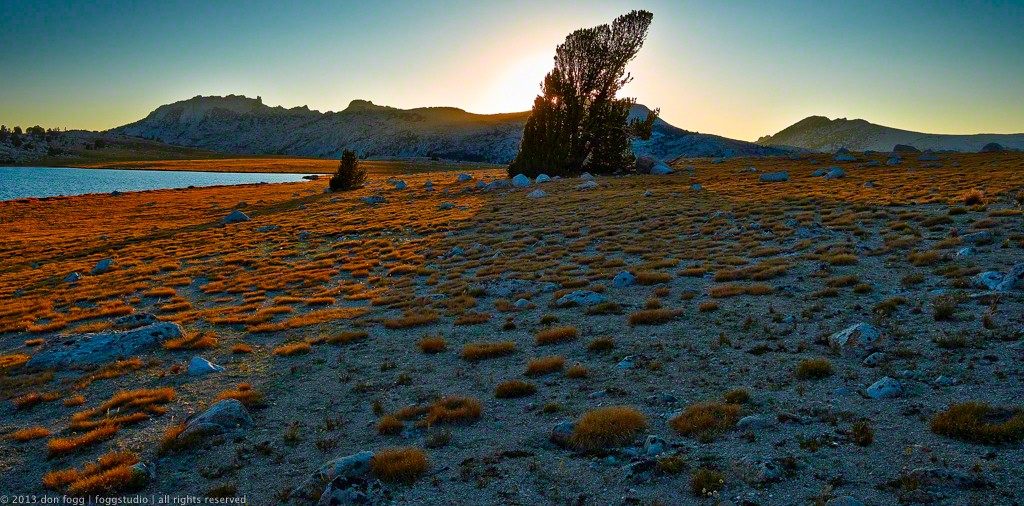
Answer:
xmin=829 ymin=323 xmax=883 ymax=357
xmin=221 ymin=210 xmax=250 ymax=224
xmin=550 ymin=421 xmax=576 ymax=448
xmin=179 ymin=398 xmax=254 ymax=439
xmin=486 ymin=180 xmax=512 ymax=190
xmin=576 ymin=181 xmax=598 ymax=190
xmin=91 ymin=258 xmax=115 ymax=274
xmin=456 ymin=173 xmax=473 ymax=182
xmin=113 ymin=313 xmax=159 ymax=330
xmin=759 ymin=172 xmax=789 ymax=182
xmin=64 ymin=272 xmax=82 ymax=283
xmin=556 ymin=290 xmax=607 ymax=307
xmin=961 ymin=231 xmax=992 ymax=243
xmin=187 ymin=356 xmax=225 ymax=376
xmin=360 ymin=195 xmax=387 ymax=205
xmin=866 ymin=376 xmax=903 ymax=399
xmin=824 ymin=168 xmax=847 ymax=179
xmin=26 ymin=322 xmax=185 ymax=369
xmin=527 ymin=189 xmax=547 ymax=199
xmin=612 ymin=271 xmax=637 ymax=288
xmin=737 ymin=415 xmax=776 ymax=431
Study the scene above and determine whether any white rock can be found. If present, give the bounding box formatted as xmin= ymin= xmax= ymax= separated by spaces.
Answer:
xmin=972 ymin=271 xmax=1005 ymax=290
xmin=866 ymin=377 xmax=903 ymax=399
xmin=188 ymin=356 xmax=225 ymax=376
xmin=996 ymin=264 xmax=1024 ymax=291
xmin=829 ymin=323 xmax=883 ymax=357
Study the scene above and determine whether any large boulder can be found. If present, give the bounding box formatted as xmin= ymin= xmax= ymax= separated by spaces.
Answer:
xmin=535 ymin=174 xmax=552 ymax=183
xmin=893 ymin=144 xmax=920 ymax=153
xmin=113 ymin=313 xmax=159 ymax=330
xmin=291 ymin=451 xmax=374 ymax=501
xmin=178 ymin=399 xmax=254 ymax=439
xmin=526 ymin=190 xmax=547 ymax=199
xmin=980 ymin=142 xmax=1005 ymax=153
xmin=759 ymin=172 xmax=789 ymax=183
xmin=636 ymin=155 xmax=674 ymax=175
xmin=556 ymin=290 xmax=607 ymax=307
xmin=577 ymin=181 xmax=598 ymax=190
xmin=824 ymin=168 xmax=847 ymax=179
xmin=829 ymin=323 xmax=883 ymax=357
xmin=579 ymin=172 xmax=595 ymax=181
xmin=221 ymin=210 xmax=250 ymax=224
xmin=512 ymin=174 xmax=531 ymax=187
xmin=866 ymin=377 xmax=903 ymax=399
xmin=456 ymin=173 xmax=473 ymax=182
xmin=486 ymin=180 xmax=512 ymax=190
xmin=27 ymin=322 xmax=185 ymax=368
xmin=612 ymin=271 xmax=637 ymax=288
xmin=996 ymin=264 xmax=1024 ymax=291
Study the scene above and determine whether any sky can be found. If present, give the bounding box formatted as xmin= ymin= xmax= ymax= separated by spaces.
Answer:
xmin=1 ymin=0 xmax=1022 ymax=141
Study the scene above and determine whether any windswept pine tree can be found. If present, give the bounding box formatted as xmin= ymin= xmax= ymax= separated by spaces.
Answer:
xmin=510 ymin=10 xmax=659 ymax=178
xmin=330 ymin=149 xmax=367 ymax=191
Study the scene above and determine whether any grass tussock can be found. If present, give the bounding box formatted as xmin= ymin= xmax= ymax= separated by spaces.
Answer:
xmin=377 ymin=415 xmax=404 ymax=435
xmin=930 ymin=402 xmax=1024 ymax=444
xmin=418 ymin=336 xmax=446 ymax=354
xmin=47 ymin=424 xmax=119 ymax=455
xmin=42 ymin=451 xmax=143 ymax=496
xmin=326 ymin=330 xmax=368 ymax=345
xmin=272 ymin=342 xmax=311 ymax=356
xmin=587 ymin=337 xmax=614 ymax=352
xmin=691 ymin=467 xmax=725 ymax=497
xmin=163 ymin=332 xmax=218 ymax=350
xmin=9 ymin=426 xmax=51 ymax=441
xmin=70 ymin=387 xmax=176 ymax=431
xmin=628 ymin=308 xmax=680 ymax=325
xmin=461 ymin=341 xmax=516 ymax=361
xmin=525 ymin=355 xmax=565 ymax=376
xmin=494 ymin=380 xmax=537 ymax=398
xmin=425 ymin=396 xmax=482 ymax=426
xmin=535 ymin=326 xmax=578 ymax=345
xmin=214 ymin=383 xmax=264 ymax=407
xmin=571 ymin=406 xmax=648 ymax=451
xmin=370 ymin=447 xmax=429 ymax=483
xmin=383 ymin=309 xmax=439 ymax=329
xmin=669 ymin=402 xmax=741 ymax=442
xmin=795 ymin=358 xmax=834 ymax=380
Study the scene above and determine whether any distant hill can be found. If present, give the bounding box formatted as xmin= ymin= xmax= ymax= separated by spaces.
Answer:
xmin=757 ymin=116 xmax=1024 ymax=153
xmin=111 ymin=95 xmax=786 ymax=163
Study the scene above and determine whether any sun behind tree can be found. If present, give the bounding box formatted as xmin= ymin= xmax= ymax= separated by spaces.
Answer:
xmin=510 ymin=10 xmax=659 ymax=178
xmin=330 ymin=149 xmax=367 ymax=192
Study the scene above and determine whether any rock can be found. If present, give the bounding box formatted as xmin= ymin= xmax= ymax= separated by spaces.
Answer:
xmin=906 ymin=467 xmax=990 ymax=490
xmin=512 ymin=174 xmax=531 ymax=187
xmin=316 ymin=476 xmax=382 ymax=506
xmin=635 ymin=155 xmax=660 ymax=174
xmin=221 ymin=210 xmax=250 ymax=224
xmin=834 ymin=154 xmax=857 ymax=162
xmin=187 ymin=356 xmax=225 ymax=376
xmin=643 ymin=190 xmax=653 ymax=197
xmin=291 ymin=451 xmax=375 ymax=501
xmin=960 ymin=231 xmax=992 ymax=243
xmin=683 ymin=165 xmax=695 ymax=171
xmin=690 ymin=184 xmax=702 ymax=190
xmin=550 ymin=421 xmax=576 ymax=448
xmin=711 ymin=157 xmax=725 ymax=164
xmin=737 ymin=415 xmax=776 ymax=431
xmin=956 ymin=246 xmax=976 ymax=257
xmin=359 ymin=195 xmax=387 ymax=205
xmin=893 ymin=144 xmax=920 ymax=153
xmin=477 ymin=278 xmax=558 ymax=298
xmin=110 ymin=190 xmax=123 ymax=197
xmin=739 ymin=167 xmax=758 ymax=173
xmin=829 ymin=323 xmax=883 ymax=357
xmin=256 ymin=225 xmax=280 ymax=233
xmin=513 ymin=298 xmax=531 ymax=309
xmin=486 ymin=180 xmax=512 ymax=190
xmin=650 ymin=164 xmax=674 ymax=175
xmin=866 ymin=376 xmax=903 ymax=399
xmin=995 ymin=264 xmax=1024 ymax=291
xmin=617 ymin=356 xmax=635 ymax=369
xmin=740 ymin=457 xmax=784 ymax=484
xmin=825 ymin=497 xmax=865 ymax=506
xmin=917 ymin=154 xmax=941 ymax=162
xmin=424 ymin=180 xmax=433 ymax=188
xmin=863 ymin=181 xmax=875 ymax=188
xmin=64 ymin=272 xmax=82 ymax=283
xmin=456 ymin=173 xmax=473 ymax=182
xmin=443 ymin=246 xmax=464 ymax=258
xmin=178 ymin=398 xmax=254 ymax=439
xmin=393 ymin=181 xmax=408 ymax=190
xmin=555 ymin=290 xmax=607 ymax=307
xmin=91 ymin=258 xmax=115 ymax=274
xmin=113 ymin=313 xmax=159 ymax=330
xmin=439 ymin=202 xmax=455 ymax=210
xmin=26 ymin=322 xmax=185 ymax=369
xmin=934 ymin=375 xmax=957 ymax=386
xmin=811 ymin=169 xmax=828 ymax=177
xmin=536 ymin=174 xmax=551 ymax=183
xmin=824 ymin=168 xmax=846 ymax=179
xmin=886 ymin=157 xmax=901 ymax=166
xmin=612 ymin=271 xmax=637 ymax=288
xmin=759 ymin=172 xmax=789 ymax=182
xmin=527 ymin=190 xmax=547 ymax=199
xmin=835 ymin=147 xmax=850 ymax=154
xmin=580 ymin=172 xmax=595 ymax=181
xmin=980 ymin=142 xmax=1005 ymax=153
xmin=972 ymin=271 xmax=1005 ymax=290
xmin=863 ymin=352 xmax=887 ymax=367
xmin=642 ymin=435 xmax=668 ymax=456
xmin=576 ymin=181 xmax=598 ymax=190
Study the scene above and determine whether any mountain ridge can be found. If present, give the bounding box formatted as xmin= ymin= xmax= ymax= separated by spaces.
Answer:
xmin=758 ymin=116 xmax=1024 ymax=152
xmin=110 ymin=95 xmax=787 ymax=163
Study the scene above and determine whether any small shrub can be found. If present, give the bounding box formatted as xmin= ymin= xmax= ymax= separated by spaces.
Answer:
xmin=571 ymin=406 xmax=648 ymax=451
xmin=231 ymin=344 xmax=253 ymax=354
xmin=908 ymin=250 xmax=941 ymax=266
xmin=525 ymin=355 xmax=565 ymax=376
xmin=461 ymin=341 xmax=516 ymax=361
xmin=588 ymin=337 xmax=614 ymax=352
xmin=851 ymin=421 xmax=874 ymax=446
xmin=628 ymin=309 xmax=680 ymax=325
xmin=273 ymin=342 xmax=311 ymax=356
xmin=691 ymin=467 xmax=725 ymax=497
xmin=669 ymin=402 xmax=740 ymax=442
xmin=48 ymin=424 xmax=119 ymax=455
xmin=931 ymin=402 xmax=1024 ymax=444
xmin=370 ymin=447 xmax=429 ymax=483
xmin=426 ymin=396 xmax=482 ymax=425
xmin=586 ymin=302 xmax=621 ymax=315
xmin=933 ymin=298 xmax=956 ymax=321
xmin=565 ymin=364 xmax=589 ymax=378
xmin=214 ymin=383 xmax=264 ymax=407
xmin=327 ymin=330 xmax=368 ymax=345
xmin=961 ymin=189 xmax=985 ymax=206
xmin=825 ymin=254 xmax=858 ymax=266
xmin=636 ymin=271 xmax=672 ymax=285
xmin=795 ymin=358 xmax=833 ymax=380
xmin=494 ymin=380 xmax=536 ymax=398
xmin=723 ymin=389 xmax=750 ymax=405
xmin=418 ymin=336 xmax=446 ymax=354
xmin=377 ymin=416 xmax=404 ymax=435
xmin=383 ymin=309 xmax=439 ymax=329
xmin=698 ymin=301 xmax=719 ymax=312
xmin=10 ymin=426 xmax=51 ymax=441
xmin=536 ymin=326 xmax=578 ymax=345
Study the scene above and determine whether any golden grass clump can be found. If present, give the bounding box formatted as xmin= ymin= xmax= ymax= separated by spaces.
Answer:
xmin=461 ymin=341 xmax=516 ymax=361
xmin=525 ymin=355 xmax=565 ymax=376
xmin=370 ymin=447 xmax=429 ymax=483
xmin=494 ymin=380 xmax=537 ymax=399
xmin=535 ymin=326 xmax=578 ymax=345
xmin=698 ymin=301 xmax=719 ymax=312
xmin=418 ymin=336 xmax=446 ymax=354
xmin=930 ymin=402 xmax=1024 ymax=444
xmin=9 ymin=426 xmax=51 ymax=441
xmin=273 ymin=342 xmax=312 ymax=356
xmin=231 ymin=344 xmax=253 ymax=354
xmin=377 ymin=415 xmax=405 ymax=435
xmin=571 ymin=406 xmax=648 ymax=451
xmin=628 ymin=309 xmax=680 ymax=325
xmin=326 ymin=330 xmax=368 ymax=345
xmin=960 ymin=189 xmax=985 ymax=206
xmin=636 ymin=271 xmax=672 ymax=285
xmin=669 ymin=402 xmax=741 ymax=442
xmin=795 ymin=358 xmax=834 ymax=380
xmin=163 ymin=331 xmax=218 ymax=350
xmin=566 ymin=364 xmax=589 ymax=378
xmin=426 ymin=396 xmax=482 ymax=425
xmin=383 ymin=309 xmax=439 ymax=329
xmin=70 ymin=387 xmax=176 ymax=431
xmin=587 ymin=337 xmax=614 ymax=352
xmin=42 ymin=451 xmax=143 ymax=496
xmin=214 ymin=383 xmax=264 ymax=407
xmin=48 ymin=424 xmax=119 ymax=455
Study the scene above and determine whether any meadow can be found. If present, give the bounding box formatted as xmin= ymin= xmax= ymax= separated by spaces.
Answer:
xmin=1 ymin=152 xmax=1022 ymax=504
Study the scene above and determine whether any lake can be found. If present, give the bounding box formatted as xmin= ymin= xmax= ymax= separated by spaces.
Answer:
xmin=0 ymin=166 xmax=316 ymax=201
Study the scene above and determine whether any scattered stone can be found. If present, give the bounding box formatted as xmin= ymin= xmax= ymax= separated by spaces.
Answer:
xmin=179 ymin=399 xmax=253 ymax=440
xmin=617 ymin=356 xmax=635 ymax=369
xmin=113 ymin=313 xmax=159 ymax=330
xmin=643 ymin=190 xmax=653 ymax=197
xmin=580 ymin=172 xmax=595 ymax=181
xmin=863 ymin=352 xmax=887 ymax=367
xmin=612 ymin=271 xmax=637 ymax=288
xmin=825 ymin=497 xmax=865 ymax=506
xmin=443 ymin=246 xmax=464 ymax=258
xmin=577 ymin=181 xmax=598 ymax=190
xmin=513 ymin=298 xmax=531 ymax=309
xmin=996 ymin=264 xmax=1024 ymax=291
xmin=642 ymin=435 xmax=668 ymax=456
xmin=188 ymin=356 xmax=225 ymax=376
xmin=739 ymin=457 xmax=784 ymax=484
xmin=456 ymin=173 xmax=473 ymax=182
xmin=829 ymin=323 xmax=883 ymax=357
xmin=960 ymin=231 xmax=992 ymax=243
xmin=759 ymin=172 xmax=789 ymax=182
xmin=956 ymin=246 xmax=976 ymax=257
xmin=973 ymin=271 xmax=1005 ymax=290
xmin=256 ymin=225 xmax=280 ymax=233
xmin=690 ymin=184 xmax=702 ymax=190
xmin=811 ymin=169 xmax=828 ymax=177
xmin=555 ymin=290 xmax=607 ymax=307
xmin=886 ymin=157 xmax=901 ymax=166
xmin=26 ymin=322 xmax=185 ymax=368
xmin=360 ymin=195 xmax=387 ymax=205
xmin=893 ymin=144 xmax=920 ymax=153
xmin=512 ymin=174 xmax=531 ymax=187
xmin=291 ymin=451 xmax=374 ymax=501
xmin=824 ymin=167 xmax=847 ymax=179
xmin=527 ymin=189 xmax=547 ymax=199
xmin=64 ymin=272 xmax=82 ymax=283
xmin=980 ymin=142 xmax=1005 ymax=153
xmin=486 ymin=180 xmax=512 ymax=190
xmin=91 ymin=258 xmax=115 ymax=274
xmin=866 ymin=377 xmax=903 ymax=399
xmin=917 ymin=154 xmax=941 ymax=162
xmin=535 ymin=174 xmax=551 ymax=183
xmin=439 ymin=202 xmax=455 ymax=210
xmin=835 ymin=154 xmax=857 ymax=162
xmin=550 ymin=421 xmax=576 ymax=448
xmin=737 ymin=415 xmax=776 ymax=431
xmin=221 ymin=210 xmax=250 ymax=224
xmin=864 ymin=181 xmax=875 ymax=188
xmin=394 ymin=181 xmax=408 ymax=190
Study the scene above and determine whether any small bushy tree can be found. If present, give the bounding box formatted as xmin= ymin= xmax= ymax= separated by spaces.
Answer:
xmin=330 ymin=149 xmax=366 ymax=191
xmin=510 ymin=10 xmax=659 ymax=178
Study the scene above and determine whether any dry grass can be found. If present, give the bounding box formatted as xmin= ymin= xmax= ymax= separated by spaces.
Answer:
xmin=326 ymin=330 xmax=368 ymax=345
xmin=42 ymin=451 xmax=143 ymax=495
xmin=930 ymin=402 xmax=1024 ymax=444
xmin=9 ymin=426 xmax=51 ymax=441
xmin=628 ymin=308 xmax=680 ymax=325
xmin=231 ymin=344 xmax=253 ymax=354
xmin=214 ymin=383 xmax=264 ymax=407
xmin=383 ymin=309 xmax=439 ymax=329
xmin=418 ymin=336 xmax=447 ymax=354
xmin=461 ymin=341 xmax=516 ymax=361
xmin=571 ymin=406 xmax=648 ymax=451
xmin=565 ymin=364 xmax=589 ymax=378
xmin=669 ymin=402 xmax=741 ymax=442
xmin=273 ymin=342 xmax=311 ymax=356
xmin=795 ymin=358 xmax=834 ymax=380
xmin=587 ymin=337 xmax=615 ymax=352
xmin=377 ymin=415 xmax=405 ymax=435
xmin=636 ymin=271 xmax=672 ymax=285
xmin=70 ymin=387 xmax=175 ymax=431
xmin=494 ymin=380 xmax=537 ymax=398
xmin=370 ymin=447 xmax=429 ymax=483
xmin=425 ymin=396 xmax=482 ymax=426
xmin=163 ymin=332 xmax=218 ymax=350
xmin=47 ymin=424 xmax=119 ymax=455
xmin=525 ymin=355 xmax=565 ymax=376
xmin=691 ymin=467 xmax=725 ymax=497
xmin=535 ymin=326 xmax=578 ymax=345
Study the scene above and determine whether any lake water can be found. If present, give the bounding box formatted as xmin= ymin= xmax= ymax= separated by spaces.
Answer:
xmin=0 ymin=167 xmax=315 ymax=201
